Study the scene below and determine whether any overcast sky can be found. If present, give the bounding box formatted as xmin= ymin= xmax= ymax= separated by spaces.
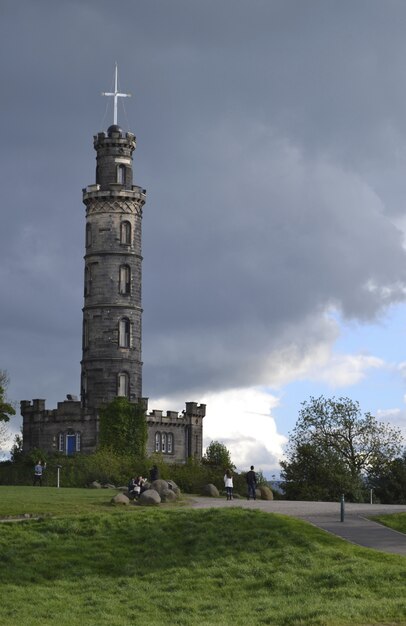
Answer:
xmin=2 ymin=0 xmax=406 ymax=475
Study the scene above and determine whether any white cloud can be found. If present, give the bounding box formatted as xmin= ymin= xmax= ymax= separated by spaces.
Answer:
xmin=150 ymin=387 xmax=287 ymax=477
xmin=376 ymin=407 xmax=406 ymax=439
xmin=307 ymin=353 xmax=385 ymax=387
xmin=260 ymin=312 xmax=384 ymax=389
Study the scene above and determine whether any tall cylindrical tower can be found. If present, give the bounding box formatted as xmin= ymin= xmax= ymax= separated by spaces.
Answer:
xmin=81 ymin=124 xmax=146 ymax=410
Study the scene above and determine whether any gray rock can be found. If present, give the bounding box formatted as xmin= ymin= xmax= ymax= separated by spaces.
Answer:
xmin=139 ymin=489 xmax=161 ymax=505
xmin=151 ymin=479 xmax=169 ymax=497
xmin=161 ymin=488 xmax=177 ymax=502
xmin=90 ymin=481 xmax=102 ymax=489
xmin=201 ymin=483 xmax=220 ymax=497
xmin=167 ymin=480 xmax=181 ymax=496
xmin=111 ymin=493 xmax=130 ymax=505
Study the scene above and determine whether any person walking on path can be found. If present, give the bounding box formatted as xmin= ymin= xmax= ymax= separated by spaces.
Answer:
xmin=33 ymin=460 xmax=46 ymax=486
xmin=246 ymin=465 xmax=257 ymax=500
xmin=224 ymin=469 xmax=234 ymax=500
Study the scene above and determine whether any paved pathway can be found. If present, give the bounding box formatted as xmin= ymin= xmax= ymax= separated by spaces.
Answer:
xmin=189 ymin=497 xmax=406 ymax=556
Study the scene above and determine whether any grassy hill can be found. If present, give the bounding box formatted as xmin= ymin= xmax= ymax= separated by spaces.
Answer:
xmin=0 ymin=487 xmax=406 ymax=625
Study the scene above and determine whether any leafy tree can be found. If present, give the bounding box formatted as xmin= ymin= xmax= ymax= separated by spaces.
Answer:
xmin=368 ymin=451 xmax=406 ymax=504
xmin=10 ymin=430 xmax=23 ymax=463
xmin=281 ymin=442 xmax=364 ymax=501
xmin=0 ymin=370 xmax=15 ymax=423
xmin=280 ymin=396 xmax=403 ymax=502
xmin=99 ymin=398 xmax=147 ymax=457
xmin=203 ymin=441 xmax=235 ymax=470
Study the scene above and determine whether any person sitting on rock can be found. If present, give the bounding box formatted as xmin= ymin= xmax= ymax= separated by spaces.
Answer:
xmin=128 ymin=476 xmax=138 ymax=498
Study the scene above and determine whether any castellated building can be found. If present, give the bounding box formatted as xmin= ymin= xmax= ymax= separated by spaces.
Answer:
xmin=21 ymin=118 xmax=205 ymax=462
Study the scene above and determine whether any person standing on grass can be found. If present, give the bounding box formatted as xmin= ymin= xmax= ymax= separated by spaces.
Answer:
xmin=246 ymin=465 xmax=257 ymax=500
xmin=33 ymin=460 xmax=46 ymax=486
xmin=224 ymin=469 xmax=234 ymax=500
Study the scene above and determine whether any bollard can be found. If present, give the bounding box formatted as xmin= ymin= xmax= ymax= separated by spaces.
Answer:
xmin=56 ymin=464 xmax=62 ymax=488
xmin=340 ymin=494 xmax=345 ymax=522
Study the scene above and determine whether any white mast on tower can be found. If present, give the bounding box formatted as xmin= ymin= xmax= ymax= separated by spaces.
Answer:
xmin=102 ymin=63 xmax=131 ymax=125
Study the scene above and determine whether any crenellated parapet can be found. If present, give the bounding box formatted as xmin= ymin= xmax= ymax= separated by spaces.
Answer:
xmin=21 ymin=398 xmax=97 ymax=455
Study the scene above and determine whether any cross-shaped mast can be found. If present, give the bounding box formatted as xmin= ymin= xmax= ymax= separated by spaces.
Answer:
xmin=102 ymin=63 xmax=131 ymax=126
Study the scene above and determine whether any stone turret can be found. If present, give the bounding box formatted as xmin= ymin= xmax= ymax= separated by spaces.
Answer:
xmin=81 ymin=124 xmax=146 ymax=410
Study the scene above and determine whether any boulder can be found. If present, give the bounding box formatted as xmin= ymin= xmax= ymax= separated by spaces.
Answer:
xmin=139 ymin=489 xmax=161 ymax=506
xmin=161 ymin=488 xmax=177 ymax=503
xmin=103 ymin=483 xmax=116 ymax=489
xmin=151 ymin=479 xmax=169 ymax=497
xmin=259 ymin=486 xmax=273 ymax=501
xmin=111 ymin=493 xmax=130 ymax=505
xmin=90 ymin=481 xmax=102 ymax=489
xmin=201 ymin=483 xmax=220 ymax=497
xmin=167 ymin=480 xmax=181 ymax=496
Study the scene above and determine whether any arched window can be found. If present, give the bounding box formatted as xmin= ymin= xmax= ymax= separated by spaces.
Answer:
xmin=58 ymin=433 xmax=64 ymax=452
xmin=118 ymin=318 xmax=131 ymax=348
xmin=84 ymin=266 xmax=91 ymax=296
xmin=117 ymin=372 xmax=129 ymax=397
xmin=119 ymin=265 xmax=131 ymax=294
xmin=167 ymin=433 xmax=173 ymax=454
xmin=86 ymin=223 xmax=92 ymax=247
xmin=81 ymin=373 xmax=87 ymax=407
xmin=120 ymin=221 xmax=131 ymax=245
xmin=155 ymin=432 xmax=161 ymax=453
xmin=117 ymin=164 xmax=126 ymax=184
xmin=161 ymin=433 xmax=167 ymax=453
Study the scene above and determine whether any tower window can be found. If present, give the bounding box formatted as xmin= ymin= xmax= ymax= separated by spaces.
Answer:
xmin=84 ymin=266 xmax=91 ymax=296
xmin=120 ymin=221 xmax=131 ymax=245
xmin=118 ymin=318 xmax=131 ymax=348
xmin=155 ymin=432 xmax=161 ymax=453
xmin=161 ymin=433 xmax=167 ymax=453
xmin=86 ymin=223 xmax=92 ymax=247
xmin=119 ymin=265 xmax=131 ymax=294
xmin=58 ymin=433 xmax=64 ymax=452
xmin=117 ymin=164 xmax=126 ymax=185
xmin=117 ymin=372 xmax=129 ymax=397
xmin=167 ymin=433 xmax=173 ymax=454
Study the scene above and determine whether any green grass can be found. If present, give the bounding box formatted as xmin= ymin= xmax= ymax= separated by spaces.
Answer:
xmin=1 ymin=488 xmax=406 ymax=625
xmin=0 ymin=486 xmax=120 ymax=516
xmin=373 ymin=513 xmax=406 ymax=535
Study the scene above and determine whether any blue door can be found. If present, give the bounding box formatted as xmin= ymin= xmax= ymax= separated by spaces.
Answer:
xmin=66 ymin=435 xmax=76 ymax=455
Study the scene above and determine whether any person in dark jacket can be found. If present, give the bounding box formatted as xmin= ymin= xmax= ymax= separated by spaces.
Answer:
xmin=246 ymin=465 xmax=257 ymax=500
xmin=149 ymin=464 xmax=159 ymax=482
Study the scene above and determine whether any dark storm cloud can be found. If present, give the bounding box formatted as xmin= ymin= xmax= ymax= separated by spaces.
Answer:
xmin=2 ymin=0 xmax=406 ymax=412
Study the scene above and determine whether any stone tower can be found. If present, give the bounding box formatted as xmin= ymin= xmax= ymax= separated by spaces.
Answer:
xmin=81 ymin=124 xmax=146 ymax=409
xmin=21 ymin=70 xmax=206 ymax=462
